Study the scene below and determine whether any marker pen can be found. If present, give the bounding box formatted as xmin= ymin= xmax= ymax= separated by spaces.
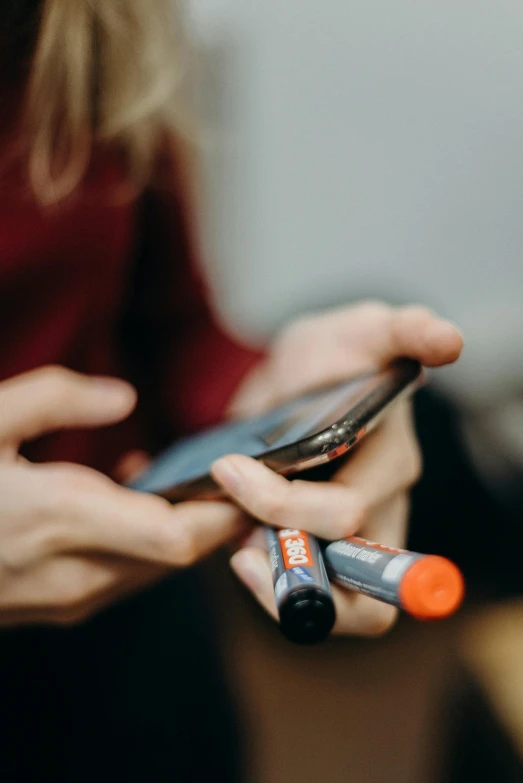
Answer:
xmin=266 ymin=527 xmax=336 ymax=644
xmin=323 ymin=536 xmax=464 ymax=620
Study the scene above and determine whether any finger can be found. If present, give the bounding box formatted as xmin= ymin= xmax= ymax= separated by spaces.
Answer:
xmin=229 ymin=303 xmax=463 ymax=421
xmin=330 ymin=494 xmax=409 ymax=636
xmin=211 ymin=404 xmax=419 ymax=542
xmin=113 ymin=450 xmax=151 ymax=483
xmin=45 ymin=555 xmax=169 ymax=626
xmin=231 ymin=543 xmax=400 ymax=639
xmin=330 ymin=580 xmax=399 ymax=637
xmin=229 ymin=501 xmax=406 ymax=638
xmin=0 ymin=554 xmax=168 ymax=626
xmin=340 ymin=303 xmax=463 ymax=370
xmin=229 ymin=540 xmax=401 ymax=638
xmin=229 ymin=497 xmax=408 ymax=637
xmin=34 ymin=463 xmax=249 ymax=566
xmin=230 ymin=546 xmax=279 ymax=622
xmin=0 ymin=366 xmax=137 ymax=445
xmin=359 ymin=491 xmax=410 ymax=549
xmin=331 ymin=401 xmax=422 ymax=507
xmin=230 ymin=490 xmax=409 ymax=638
xmin=0 ymin=554 xmax=128 ymax=613
xmin=81 ymin=492 xmax=250 ymax=566
xmin=212 ymin=454 xmax=366 ymax=541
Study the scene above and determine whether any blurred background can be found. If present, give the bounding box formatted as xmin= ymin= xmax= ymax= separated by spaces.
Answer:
xmin=181 ymin=1 xmax=523 ymax=781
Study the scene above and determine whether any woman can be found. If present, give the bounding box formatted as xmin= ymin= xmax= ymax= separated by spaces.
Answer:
xmin=0 ymin=1 xmax=463 ymax=781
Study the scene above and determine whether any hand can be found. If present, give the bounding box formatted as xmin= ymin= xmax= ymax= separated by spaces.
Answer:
xmin=0 ymin=367 xmax=247 ymax=627
xmin=213 ymin=303 xmax=463 ymax=637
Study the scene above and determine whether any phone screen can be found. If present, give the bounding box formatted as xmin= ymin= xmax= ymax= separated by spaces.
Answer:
xmin=133 ymin=376 xmax=370 ymax=494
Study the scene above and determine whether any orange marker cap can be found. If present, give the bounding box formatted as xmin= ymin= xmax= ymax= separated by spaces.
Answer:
xmin=399 ymin=556 xmax=465 ymax=620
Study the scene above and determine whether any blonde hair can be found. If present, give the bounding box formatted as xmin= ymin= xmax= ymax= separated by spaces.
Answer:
xmin=24 ymin=0 xmax=190 ymax=204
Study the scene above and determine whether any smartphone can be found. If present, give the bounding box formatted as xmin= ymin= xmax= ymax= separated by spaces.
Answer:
xmin=131 ymin=358 xmax=422 ymax=502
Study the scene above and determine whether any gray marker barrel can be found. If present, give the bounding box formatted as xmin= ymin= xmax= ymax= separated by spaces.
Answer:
xmin=266 ymin=527 xmax=336 ymax=644
xmin=323 ymin=536 xmax=464 ymax=620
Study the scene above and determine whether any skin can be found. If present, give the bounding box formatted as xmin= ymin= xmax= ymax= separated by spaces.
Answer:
xmin=0 ymin=302 xmax=463 ymax=634
xmin=211 ymin=302 xmax=463 ymax=636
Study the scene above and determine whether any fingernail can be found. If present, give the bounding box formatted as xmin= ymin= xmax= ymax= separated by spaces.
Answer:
xmin=212 ymin=457 xmax=243 ymax=496
xmin=230 ymin=550 xmax=265 ymax=594
xmin=91 ymin=378 xmax=137 ymax=407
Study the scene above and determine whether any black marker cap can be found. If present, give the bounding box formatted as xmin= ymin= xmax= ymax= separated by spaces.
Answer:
xmin=279 ymin=587 xmax=336 ymax=645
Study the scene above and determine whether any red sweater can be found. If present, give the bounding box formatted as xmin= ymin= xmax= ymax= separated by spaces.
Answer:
xmin=0 ymin=135 xmax=261 ymax=475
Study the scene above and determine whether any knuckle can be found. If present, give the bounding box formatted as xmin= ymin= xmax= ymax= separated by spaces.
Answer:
xmin=41 ymin=474 xmax=80 ymax=519
xmin=46 ymin=465 xmax=102 ymax=509
xmin=162 ymin=521 xmax=197 ymax=567
xmin=332 ymin=519 xmax=355 ymax=542
xmin=336 ymin=493 xmax=369 ymax=538
xmin=173 ymin=533 xmax=197 ymax=567
xmin=139 ymin=498 xmax=197 ymax=566
xmin=33 ymin=364 xmax=66 ymax=382
xmin=265 ymin=483 xmax=297 ymax=528
xmin=51 ymin=583 xmax=89 ymax=613
xmin=36 ymin=365 xmax=71 ymax=394
xmin=0 ymin=516 xmax=69 ymax=574
xmin=6 ymin=519 xmax=73 ymax=566
xmin=39 ymin=524 xmax=74 ymax=558
xmin=326 ymin=515 xmax=351 ymax=542
xmin=0 ymin=544 xmax=29 ymax=572
xmin=32 ymin=367 xmax=77 ymax=426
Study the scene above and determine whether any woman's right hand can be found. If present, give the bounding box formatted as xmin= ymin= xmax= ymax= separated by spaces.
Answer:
xmin=0 ymin=367 xmax=247 ymax=627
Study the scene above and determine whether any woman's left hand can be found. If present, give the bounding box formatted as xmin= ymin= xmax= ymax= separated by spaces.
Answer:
xmin=211 ymin=302 xmax=463 ymax=637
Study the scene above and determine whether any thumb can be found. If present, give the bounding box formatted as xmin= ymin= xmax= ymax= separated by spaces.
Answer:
xmin=0 ymin=366 xmax=137 ymax=445
xmin=342 ymin=304 xmax=464 ymax=370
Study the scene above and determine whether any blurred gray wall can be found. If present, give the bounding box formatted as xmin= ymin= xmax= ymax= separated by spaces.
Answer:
xmin=191 ymin=0 xmax=523 ymax=403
